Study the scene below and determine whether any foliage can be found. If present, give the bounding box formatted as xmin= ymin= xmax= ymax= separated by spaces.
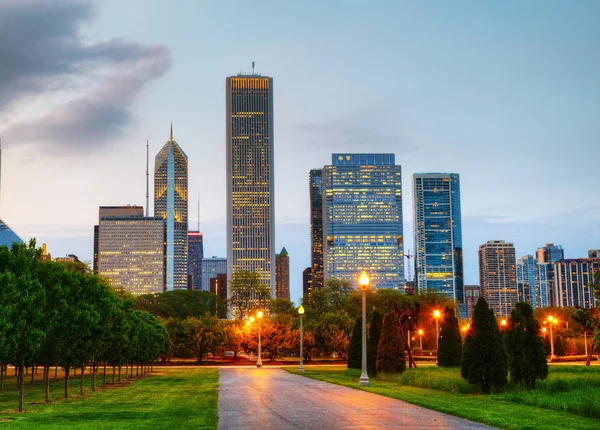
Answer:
xmin=184 ymin=315 xmax=222 ymax=362
xmin=347 ymin=317 xmax=362 ymax=369
xmin=229 ymin=271 xmax=270 ymax=319
xmin=505 ymin=302 xmax=548 ymax=390
xmin=312 ymin=311 xmax=353 ymax=359
xmin=221 ymin=322 xmax=244 ymax=361
xmin=438 ymin=306 xmax=462 ymax=367
xmin=367 ymin=310 xmax=383 ymax=376
xmin=134 ymin=290 xmax=224 ymax=320
xmin=461 ymin=297 xmax=507 ymax=393
xmin=376 ymin=311 xmax=405 ymax=374
xmin=554 ymin=335 xmax=566 ymax=357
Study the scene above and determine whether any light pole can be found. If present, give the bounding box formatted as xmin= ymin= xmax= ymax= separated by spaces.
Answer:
xmin=298 ymin=305 xmax=305 ymax=373
xmin=257 ymin=311 xmax=263 ymax=367
xmin=358 ymin=271 xmax=370 ymax=387
xmin=547 ymin=315 xmax=555 ymax=361
xmin=433 ymin=310 xmax=441 ymax=363
xmin=418 ymin=329 xmax=423 ymax=350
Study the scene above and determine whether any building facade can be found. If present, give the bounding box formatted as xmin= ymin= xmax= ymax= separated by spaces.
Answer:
xmin=188 ymin=231 xmax=204 ymax=290
xmin=302 ymin=267 xmax=312 ymax=301
xmin=553 ymin=259 xmax=599 ymax=309
xmin=463 ymin=285 xmax=480 ymax=320
xmin=516 ymin=255 xmax=550 ymax=309
xmin=413 ymin=173 xmax=464 ymax=303
xmin=275 ymin=247 xmax=290 ymax=299
xmin=309 ymin=169 xmax=324 ymax=290
xmin=155 ymin=125 xmax=188 ymax=291
xmin=0 ymin=218 xmax=24 ymax=248
xmin=536 ymin=243 xmax=564 ymax=263
xmin=210 ymin=273 xmax=228 ymax=305
xmin=226 ymin=73 xmax=275 ymax=304
xmin=478 ymin=240 xmax=518 ymax=318
xmin=97 ymin=206 xmax=165 ymax=295
xmin=322 ymin=153 xmax=404 ymax=290
xmin=589 ymin=250 xmax=600 ymax=259
xmin=202 ymin=257 xmax=227 ymax=292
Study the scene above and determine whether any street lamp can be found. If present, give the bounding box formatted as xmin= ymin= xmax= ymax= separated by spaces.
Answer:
xmin=547 ymin=315 xmax=556 ymax=361
xmin=433 ymin=310 xmax=441 ymax=362
xmin=358 ymin=271 xmax=370 ymax=387
xmin=501 ymin=319 xmax=507 ymax=327
xmin=418 ymin=329 xmax=423 ymax=350
xmin=298 ymin=305 xmax=305 ymax=373
xmin=256 ymin=311 xmax=264 ymax=367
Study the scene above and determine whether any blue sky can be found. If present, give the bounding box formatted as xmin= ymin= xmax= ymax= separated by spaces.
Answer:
xmin=2 ymin=0 xmax=599 ymax=304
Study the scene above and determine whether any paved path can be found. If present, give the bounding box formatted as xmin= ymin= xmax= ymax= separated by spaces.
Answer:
xmin=218 ymin=368 xmax=492 ymax=429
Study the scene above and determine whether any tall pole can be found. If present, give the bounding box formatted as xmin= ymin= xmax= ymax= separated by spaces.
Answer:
xmin=257 ymin=320 xmax=262 ymax=367
xmin=419 ymin=332 xmax=423 ymax=350
xmin=408 ymin=330 xmax=411 ymax=349
xmin=549 ymin=322 xmax=554 ymax=361
xmin=359 ymin=289 xmax=369 ymax=386
xmin=435 ymin=318 xmax=439 ymax=362
xmin=145 ymin=140 xmax=149 ymax=217
xmin=584 ymin=331 xmax=588 ymax=357
xmin=299 ymin=314 xmax=304 ymax=373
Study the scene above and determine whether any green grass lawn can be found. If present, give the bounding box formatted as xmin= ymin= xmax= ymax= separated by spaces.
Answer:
xmin=286 ymin=365 xmax=600 ymax=430
xmin=0 ymin=368 xmax=218 ymax=429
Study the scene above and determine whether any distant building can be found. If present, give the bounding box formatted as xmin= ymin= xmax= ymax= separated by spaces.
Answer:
xmin=155 ymin=124 xmax=188 ymax=291
xmin=322 ymin=153 xmax=404 ymax=290
xmin=41 ymin=243 xmax=52 ymax=261
xmin=478 ymin=240 xmax=518 ymax=318
xmin=188 ymin=232 xmax=204 ymax=290
xmin=0 ymin=218 xmax=23 ymax=248
xmin=589 ymin=249 xmax=600 ymax=259
xmin=309 ymin=169 xmax=324 ymax=290
xmin=210 ymin=273 xmax=228 ymax=304
xmin=97 ymin=206 xmax=165 ymax=295
xmin=536 ymin=243 xmax=564 ymax=263
xmin=413 ymin=173 xmax=463 ymax=303
xmin=463 ymin=285 xmax=480 ymax=320
xmin=302 ymin=267 xmax=312 ymax=301
xmin=55 ymin=254 xmax=80 ymax=263
xmin=202 ymin=257 xmax=227 ymax=292
xmin=275 ymin=247 xmax=290 ymax=300
xmin=516 ymin=255 xmax=550 ymax=309
xmin=553 ymin=259 xmax=599 ymax=308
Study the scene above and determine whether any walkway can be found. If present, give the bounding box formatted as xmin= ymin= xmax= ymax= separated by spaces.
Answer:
xmin=218 ymin=368 xmax=492 ymax=429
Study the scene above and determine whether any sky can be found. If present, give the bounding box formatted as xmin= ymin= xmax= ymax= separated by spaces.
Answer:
xmin=1 ymin=0 xmax=599 ymax=305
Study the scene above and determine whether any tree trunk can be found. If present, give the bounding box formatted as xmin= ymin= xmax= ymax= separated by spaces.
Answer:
xmin=125 ymin=363 xmax=128 ymax=379
xmin=103 ymin=363 xmax=107 ymax=386
xmin=0 ymin=363 xmax=4 ymax=391
xmin=74 ymin=367 xmax=77 ymax=377
xmin=45 ymin=365 xmax=50 ymax=402
xmin=136 ymin=363 xmax=139 ymax=377
xmin=92 ymin=361 xmax=97 ymax=392
xmin=118 ymin=366 xmax=121 ymax=383
xmin=586 ymin=344 xmax=595 ymax=366
xmin=18 ymin=359 xmax=25 ymax=413
xmin=31 ymin=365 xmax=35 ymax=384
xmin=54 ymin=366 xmax=58 ymax=379
xmin=80 ymin=365 xmax=85 ymax=395
xmin=112 ymin=365 xmax=115 ymax=385
xmin=64 ymin=367 xmax=70 ymax=398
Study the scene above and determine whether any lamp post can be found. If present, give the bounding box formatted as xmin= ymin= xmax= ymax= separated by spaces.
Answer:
xmin=298 ymin=305 xmax=305 ymax=373
xmin=547 ymin=315 xmax=555 ymax=361
xmin=358 ymin=271 xmax=370 ymax=387
xmin=433 ymin=310 xmax=441 ymax=363
xmin=418 ymin=329 xmax=423 ymax=350
xmin=256 ymin=311 xmax=263 ymax=367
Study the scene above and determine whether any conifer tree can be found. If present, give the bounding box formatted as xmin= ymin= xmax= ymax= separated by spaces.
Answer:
xmin=554 ymin=334 xmax=566 ymax=357
xmin=377 ymin=311 xmax=405 ymax=374
xmin=438 ymin=306 xmax=462 ymax=367
xmin=505 ymin=302 xmax=548 ymax=390
xmin=367 ymin=310 xmax=383 ymax=376
xmin=347 ymin=317 xmax=362 ymax=369
xmin=461 ymin=297 xmax=507 ymax=393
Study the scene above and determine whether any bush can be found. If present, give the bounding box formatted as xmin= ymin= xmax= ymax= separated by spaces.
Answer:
xmin=367 ymin=310 xmax=383 ymax=376
xmin=461 ymin=297 xmax=507 ymax=393
xmin=347 ymin=317 xmax=362 ymax=369
xmin=377 ymin=311 xmax=405 ymax=374
xmin=412 ymin=347 xmax=423 ymax=357
xmin=438 ymin=306 xmax=462 ymax=367
xmin=554 ymin=335 xmax=566 ymax=357
xmin=551 ymin=355 xmax=598 ymax=363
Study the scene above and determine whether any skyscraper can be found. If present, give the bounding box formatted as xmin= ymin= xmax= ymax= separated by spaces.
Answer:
xmin=463 ymin=285 xmax=480 ymax=320
xmin=536 ymin=243 xmax=564 ymax=306
xmin=302 ymin=267 xmax=312 ymax=301
xmin=322 ymin=153 xmax=404 ymax=289
xmin=516 ymin=255 xmax=550 ymax=309
xmin=226 ymin=73 xmax=275 ymax=303
xmin=413 ymin=173 xmax=464 ymax=302
xmin=309 ymin=169 xmax=324 ymax=290
xmin=155 ymin=125 xmax=188 ymax=291
xmin=478 ymin=240 xmax=518 ymax=318
xmin=553 ymin=258 xmax=599 ymax=308
xmin=275 ymin=247 xmax=290 ymax=300
xmin=588 ymin=249 xmax=600 ymax=259
xmin=202 ymin=257 xmax=227 ymax=292
xmin=188 ymin=231 xmax=204 ymax=290
xmin=0 ymin=218 xmax=23 ymax=248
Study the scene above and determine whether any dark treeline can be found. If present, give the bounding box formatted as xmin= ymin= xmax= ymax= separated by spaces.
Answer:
xmin=0 ymin=241 xmax=169 ymax=412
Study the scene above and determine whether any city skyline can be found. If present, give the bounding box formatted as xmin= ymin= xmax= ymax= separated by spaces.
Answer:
xmin=2 ymin=1 xmax=599 ymax=305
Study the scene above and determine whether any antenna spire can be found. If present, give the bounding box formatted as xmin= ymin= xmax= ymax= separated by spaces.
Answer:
xmin=252 ymin=61 xmax=255 ymax=75
xmin=146 ymin=140 xmax=149 ymax=217
xmin=170 ymin=121 xmax=173 ymax=140
xmin=197 ymin=192 xmax=200 ymax=232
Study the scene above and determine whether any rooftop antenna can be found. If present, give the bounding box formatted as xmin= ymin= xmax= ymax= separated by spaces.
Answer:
xmin=197 ymin=192 xmax=200 ymax=232
xmin=252 ymin=61 xmax=255 ymax=75
xmin=146 ymin=139 xmax=149 ymax=217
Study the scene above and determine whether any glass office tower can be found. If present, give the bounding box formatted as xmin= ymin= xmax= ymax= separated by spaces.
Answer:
xmin=322 ymin=153 xmax=404 ymax=290
xmin=155 ymin=125 xmax=188 ymax=291
xmin=226 ymin=74 xmax=275 ymax=301
xmin=516 ymin=254 xmax=550 ymax=309
xmin=309 ymin=169 xmax=324 ymax=291
xmin=413 ymin=173 xmax=464 ymax=303
xmin=188 ymin=231 xmax=204 ymax=290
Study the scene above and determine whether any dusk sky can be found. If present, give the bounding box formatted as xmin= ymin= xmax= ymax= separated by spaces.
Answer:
xmin=1 ymin=0 xmax=599 ymax=304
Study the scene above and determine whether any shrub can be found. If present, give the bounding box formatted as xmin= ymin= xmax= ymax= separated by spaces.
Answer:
xmin=554 ymin=335 xmax=566 ymax=357
xmin=347 ymin=317 xmax=362 ymax=369
xmin=461 ymin=297 xmax=507 ymax=393
xmin=551 ymin=355 xmax=598 ymax=363
xmin=412 ymin=347 xmax=423 ymax=357
xmin=438 ymin=306 xmax=462 ymax=367
xmin=367 ymin=310 xmax=383 ymax=376
xmin=377 ymin=311 xmax=405 ymax=374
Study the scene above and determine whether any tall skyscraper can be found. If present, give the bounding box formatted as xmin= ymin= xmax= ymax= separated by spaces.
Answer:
xmin=188 ymin=231 xmax=204 ymax=290
xmin=155 ymin=125 xmax=188 ymax=291
xmin=202 ymin=257 xmax=227 ymax=292
xmin=413 ymin=173 xmax=464 ymax=303
xmin=309 ymin=169 xmax=324 ymax=290
xmin=226 ymin=73 xmax=275 ymax=303
xmin=0 ymin=218 xmax=23 ymax=248
xmin=97 ymin=206 xmax=165 ymax=295
xmin=516 ymin=255 xmax=550 ymax=309
xmin=322 ymin=153 xmax=404 ymax=289
xmin=478 ymin=240 xmax=518 ymax=318
xmin=536 ymin=243 xmax=564 ymax=263
xmin=553 ymin=258 xmax=599 ymax=308
xmin=302 ymin=267 xmax=312 ymax=301
xmin=275 ymin=247 xmax=290 ymax=300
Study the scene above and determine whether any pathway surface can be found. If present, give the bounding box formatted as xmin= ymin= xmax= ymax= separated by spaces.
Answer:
xmin=218 ymin=368 xmax=493 ymax=429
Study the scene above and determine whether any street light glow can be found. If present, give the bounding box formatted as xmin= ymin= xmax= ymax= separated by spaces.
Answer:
xmin=358 ymin=271 xmax=370 ymax=289
xmin=501 ymin=319 xmax=507 ymax=326
xmin=257 ymin=311 xmax=263 ymax=319
xmin=298 ymin=305 xmax=305 ymax=315
xmin=418 ymin=329 xmax=423 ymax=335
xmin=249 ymin=316 xmax=255 ymax=323
xmin=433 ymin=310 xmax=441 ymax=318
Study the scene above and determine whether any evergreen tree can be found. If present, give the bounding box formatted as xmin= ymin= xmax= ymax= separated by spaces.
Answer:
xmin=347 ymin=317 xmax=362 ymax=369
xmin=461 ymin=297 xmax=507 ymax=393
xmin=505 ymin=302 xmax=548 ymax=390
xmin=438 ymin=306 xmax=462 ymax=367
xmin=367 ymin=310 xmax=383 ymax=376
xmin=554 ymin=334 xmax=566 ymax=357
xmin=376 ymin=312 xmax=405 ymax=374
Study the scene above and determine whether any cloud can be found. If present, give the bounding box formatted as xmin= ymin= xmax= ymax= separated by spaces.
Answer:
xmin=0 ymin=0 xmax=172 ymax=155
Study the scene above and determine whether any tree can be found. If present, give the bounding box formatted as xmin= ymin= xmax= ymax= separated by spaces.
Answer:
xmin=367 ymin=310 xmax=383 ymax=376
xmin=461 ymin=297 xmax=507 ymax=393
xmin=229 ymin=271 xmax=270 ymax=319
xmin=554 ymin=334 xmax=566 ymax=357
xmin=347 ymin=317 xmax=362 ymax=369
xmin=221 ymin=323 xmax=244 ymax=361
xmin=134 ymin=290 xmax=224 ymax=319
xmin=438 ymin=306 xmax=462 ymax=367
xmin=312 ymin=311 xmax=353 ymax=359
xmin=184 ymin=315 xmax=222 ymax=362
xmin=376 ymin=311 xmax=405 ymax=374
xmin=505 ymin=302 xmax=548 ymax=390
